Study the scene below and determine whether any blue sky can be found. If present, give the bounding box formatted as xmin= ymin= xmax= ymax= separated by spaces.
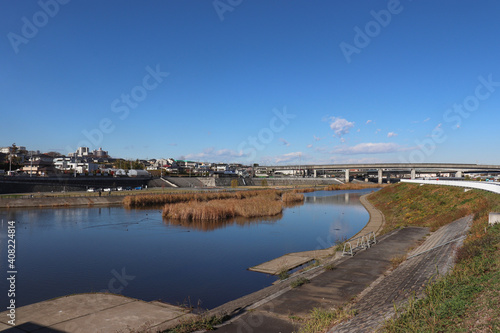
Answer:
xmin=1 ymin=0 xmax=500 ymax=165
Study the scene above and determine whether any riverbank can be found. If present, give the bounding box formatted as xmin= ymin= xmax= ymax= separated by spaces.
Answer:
xmin=0 ymin=196 xmax=123 ymax=208
xmin=248 ymin=191 xmax=384 ymax=275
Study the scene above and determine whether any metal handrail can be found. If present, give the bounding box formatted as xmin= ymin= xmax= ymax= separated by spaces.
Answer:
xmin=342 ymin=231 xmax=377 ymax=256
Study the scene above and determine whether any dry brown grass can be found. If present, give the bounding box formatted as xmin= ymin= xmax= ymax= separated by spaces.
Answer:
xmin=390 ymin=254 xmax=407 ymax=269
xmin=282 ymin=192 xmax=305 ymax=203
xmin=293 ymin=188 xmax=315 ymax=193
xmin=162 ymin=197 xmax=283 ymax=221
xmin=123 ymin=189 xmax=281 ymax=208
xmin=323 ymin=183 xmax=385 ymax=191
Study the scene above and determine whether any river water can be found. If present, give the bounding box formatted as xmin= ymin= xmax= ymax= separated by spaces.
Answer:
xmin=0 ymin=189 xmax=376 ymax=310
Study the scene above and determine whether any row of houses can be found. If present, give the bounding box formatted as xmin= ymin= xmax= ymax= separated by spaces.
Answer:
xmin=146 ymin=158 xmax=252 ymax=177
xmin=1 ymin=145 xmax=254 ymax=178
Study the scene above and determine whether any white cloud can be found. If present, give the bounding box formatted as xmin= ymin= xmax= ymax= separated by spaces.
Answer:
xmin=330 ymin=142 xmax=408 ymax=155
xmin=329 ymin=117 xmax=354 ymax=137
xmin=366 ymin=120 xmax=372 ymax=124
xmin=387 ymin=132 xmax=398 ymax=138
xmin=313 ymin=135 xmax=324 ymax=141
xmin=307 ymin=144 xmax=313 ymax=148
xmin=273 ymin=152 xmax=304 ymax=164
xmin=423 ymin=117 xmax=430 ymax=122
xmin=316 ymin=156 xmax=385 ymax=164
xmin=279 ymin=138 xmax=290 ymax=146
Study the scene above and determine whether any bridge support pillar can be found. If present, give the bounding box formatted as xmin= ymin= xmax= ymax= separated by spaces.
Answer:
xmin=411 ymin=169 xmax=416 ymax=180
xmin=455 ymin=171 xmax=463 ymax=178
xmin=378 ymin=169 xmax=383 ymax=184
xmin=313 ymin=169 xmax=317 ymax=178
xmin=365 ymin=177 xmax=368 ymax=182
xmin=345 ymin=169 xmax=350 ymax=183
xmin=387 ymin=174 xmax=391 ymax=184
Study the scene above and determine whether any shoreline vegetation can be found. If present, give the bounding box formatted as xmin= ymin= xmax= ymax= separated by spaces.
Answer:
xmin=123 ymin=183 xmax=385 ymax=208
xmin=122 ymin=183 xmax=385 ymax=221
xmin=160 ymin=190 xmax=305 ymax=221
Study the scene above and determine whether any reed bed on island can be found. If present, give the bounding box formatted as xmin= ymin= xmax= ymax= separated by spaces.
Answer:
xmin=282 ymin=192 xmax=305 ymax=203
xmin=162 ymin=197 xmax=284 ymax=221
xmin=123 ymin=189 xmax=307 ymax=221
xmin=123 ymin=189 xmax=280 ymax=208
xmin=293 ymin=188 xmax=316 ymax=193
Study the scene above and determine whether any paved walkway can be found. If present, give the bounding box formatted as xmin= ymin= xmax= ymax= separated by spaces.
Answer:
xmin=214 ymin=227 xmax=430 ymax=333
xmin=214 ymin=215 xmax=471 ymax=333
xmin=0 ymin=294 xmax=195 ymax=333
xmin=330 ymin=215 xmax=472 ymax=333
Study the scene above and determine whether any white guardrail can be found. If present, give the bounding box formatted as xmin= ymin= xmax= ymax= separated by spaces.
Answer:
xmin=401 ymin=179 xmax=500 ymax=194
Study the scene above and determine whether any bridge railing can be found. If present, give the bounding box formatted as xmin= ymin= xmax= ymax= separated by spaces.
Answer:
xmin=401 ymin=179 xmax=500 ymax=194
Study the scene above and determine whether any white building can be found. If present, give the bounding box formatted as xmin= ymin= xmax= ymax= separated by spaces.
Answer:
xmin=53 ymin=157 xmax=98 ymax=173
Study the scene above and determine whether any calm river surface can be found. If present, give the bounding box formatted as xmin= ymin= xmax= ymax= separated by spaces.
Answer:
xmin=0 ymin=189 xmax=376 ymax=310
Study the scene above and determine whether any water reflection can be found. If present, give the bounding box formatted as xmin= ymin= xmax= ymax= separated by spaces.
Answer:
xmin=304 ymin=190 xmax=372 ymax=206
xmin=163 ymin=214 xmax=283 ymax=231
xmin=0 ymin=189 xmax=376 ymax=310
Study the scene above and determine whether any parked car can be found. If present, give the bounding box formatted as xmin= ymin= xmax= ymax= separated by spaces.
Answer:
xmin=87 ymin=188 xmax=95 ymax=192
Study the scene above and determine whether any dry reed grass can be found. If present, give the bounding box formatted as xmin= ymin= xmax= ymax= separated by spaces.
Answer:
xmin=162 ymin=196 xmax=283 ymax=221
xmin=123 ymin=189 xmax=281 ymax=208
xmin=282 ymin=192 xmax=305 ymax=203
xmin=293 ymin=188 xmax=315 ymax=193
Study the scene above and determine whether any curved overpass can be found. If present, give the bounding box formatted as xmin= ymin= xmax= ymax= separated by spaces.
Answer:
xmin=261 ymin=163 xmax=500 ymax=183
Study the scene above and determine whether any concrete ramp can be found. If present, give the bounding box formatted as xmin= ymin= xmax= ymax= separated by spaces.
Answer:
xmin=249 ymin=249 xmax=334 ymax=275
xmin=0 ymin=293 xmax=196 ymax=332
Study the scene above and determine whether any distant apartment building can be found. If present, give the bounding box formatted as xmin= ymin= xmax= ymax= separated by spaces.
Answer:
xmin=69 ymin=147 xmax=109 ymax=158
xmin=0 ymin=146 xmax=26 ymax=154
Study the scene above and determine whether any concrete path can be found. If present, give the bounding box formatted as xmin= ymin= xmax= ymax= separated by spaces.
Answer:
xmin=351 ymin=194 xmax=385 ymax=238
xmin=213 ymin=227 xmax=430 ymax=333
xmin=0 ymin=294 xmax=195 ymax=333
xmin=330 ymin=215 xmax=472 ymax=333
xmin=213 ymin=214 xmax=471 ymax=333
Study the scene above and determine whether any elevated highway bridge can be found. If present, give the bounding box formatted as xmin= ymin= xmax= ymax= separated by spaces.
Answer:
xmin=260 ymin=163 xmax=500 ymax=184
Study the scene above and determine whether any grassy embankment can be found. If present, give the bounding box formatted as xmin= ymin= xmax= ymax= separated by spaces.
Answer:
xmin=367 ymin=183 xmax=500 ymax=332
